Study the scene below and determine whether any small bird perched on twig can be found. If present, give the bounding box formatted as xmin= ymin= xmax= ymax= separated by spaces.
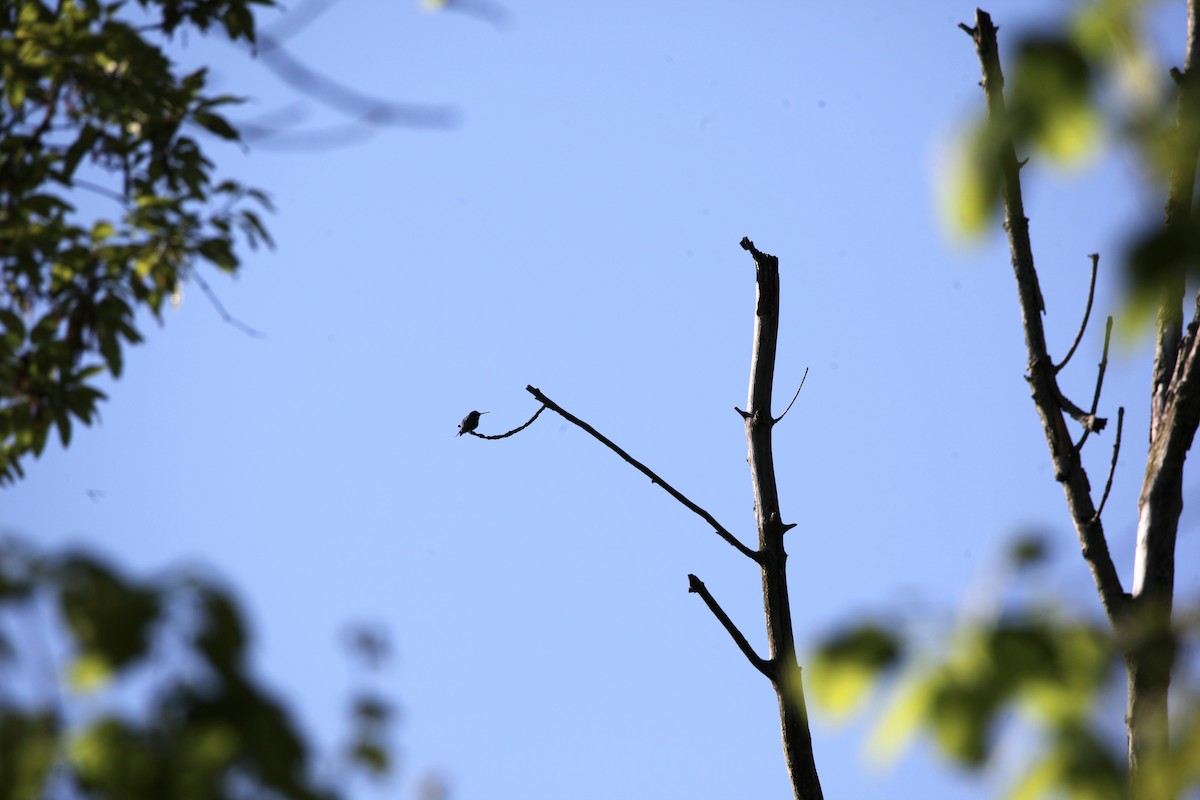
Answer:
xmin=458 ymin=410 xmax=487 ymax=436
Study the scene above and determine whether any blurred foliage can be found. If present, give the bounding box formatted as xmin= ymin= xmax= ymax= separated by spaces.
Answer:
xmin=0 ymin=0 xmax=276 ymax=483
xmin=0 ymin=538 xmax=396 ymax=800
xmin=942 ymin=0 xmax=1200 ymax=315
xmin=808 ymin=538 xmax=1200 ymax=800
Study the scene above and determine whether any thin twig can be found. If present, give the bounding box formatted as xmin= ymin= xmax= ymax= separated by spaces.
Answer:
xmin=189 ymin=271 xmax=266 ymax=338
xmin=472 ymin=404 xmax=547 ymax=440
xmin=773 ymin=367 xmax=809 ymax=424
xmin=687 ymin=574 xmax=772 ymax=678
xmin=1075 ymin=317 xmax=1114 ymax=450
xmin=1055 ymin=253 xmax=1100 ymax=374
xmin=257 ymin=36 xmax=458 ymax=130
xmin=1093 ymin=407 xmax=1125 ymax=522
xmin=72 ymin=178 xmax=127 ymax=205
xmin=526 ymin=385 xmax=759 ymax=562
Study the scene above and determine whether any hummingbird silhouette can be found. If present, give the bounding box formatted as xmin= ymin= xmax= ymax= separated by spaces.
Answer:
xmin=458 ymin=410 xmax=487 ymax=436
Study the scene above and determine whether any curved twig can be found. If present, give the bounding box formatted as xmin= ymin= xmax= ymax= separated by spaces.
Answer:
xmin=1055 ymin=253 xmax=1100 ymax=374
xmin=471 ymin=404 xmax=547 ymax=440
xmin=1093 ymin=407 xmax=1125 ymax=522
xmin=773 ymin=367 xmax=809 ymax=424
xmin=189 ymin=271 xmax=266 ymax=339
xmin=1075 ymin=317 xmax=1114 ymax=450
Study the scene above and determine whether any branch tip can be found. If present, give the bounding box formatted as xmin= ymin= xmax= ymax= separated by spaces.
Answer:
xmin=688 ymin=573 xmax=772 ymax=678
xmin=1093 ymin=407 xmax=1125 ymax=523
xmin=774 ymin=367 xmax=809 ymax=424
xmin=472 ymin=404 xmax=548 ymax=440
xmin=1055 ymin=253 xmax=1100 ymax=374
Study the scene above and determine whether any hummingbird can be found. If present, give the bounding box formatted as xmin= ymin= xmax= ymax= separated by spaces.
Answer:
xmin=458 ymin=410 xmax=488 ymax=436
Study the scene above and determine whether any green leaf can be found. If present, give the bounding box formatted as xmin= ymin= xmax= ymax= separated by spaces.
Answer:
xmin=68 ymin=652 xmax=113 ymax=691
xmin=53 ymin=408 xmax=71 ymax=448
xmin=23 ymin=194 xmax=71 ymax=218
xmin=809 ymin=624 xmax=902 ymax=720
xmin=938 ymin=121 xmax=1003 ymax=238
xmin=193 ymin=111 xmax=240 ymax=141
xmin=61 ymin=125 xmax=101 ymax=180
xmin=6 ymin=79 xmax=27 ymax=108
xmin=0 ymin=712 xmax=58 ymax=800
xmin=0 ymin=309 xmax=27 ymax=350
xmin=198 ymin=237 xmax=238 ymax=271
xmin=91 ymin=220 xmax=114 ymax=242
xmin=1008 ymin=37 xmax=1100 ymax=164
xmin=195 ymin=586 xmax=247 ymax=678
xmin=56 ymin=553 xmax=161 ymax=673
xmin=350 ymin=742 xmax=390 ymax=776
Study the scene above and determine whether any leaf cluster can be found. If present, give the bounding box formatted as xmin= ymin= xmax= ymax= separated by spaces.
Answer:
xmin=807 ymin=543 xmax=1200 ymax=800
xmin=0 ymin=0 xmax=275 ymax=482
xmin=0 ymin=538 xmax=396 ymax=800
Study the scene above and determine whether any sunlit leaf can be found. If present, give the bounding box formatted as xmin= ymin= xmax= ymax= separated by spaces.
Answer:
xmin=809 ymin=624 xmax=900 ymax=719
xmin=0 ymin=712 xmax=57 ymax=800
xmin=938 ymin=123 xmax=1001 ymax=238
xmin=1008 ymin=37 xmax=1100 ymax=165
xmin=867 ymin=671 xmax=935 ymax=765
xmin=68 ymin=652 xmax=113 ymax=691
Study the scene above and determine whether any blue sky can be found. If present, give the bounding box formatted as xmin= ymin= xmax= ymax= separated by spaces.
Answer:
xmin=6 ymin=1 xmax=1200 ymax=798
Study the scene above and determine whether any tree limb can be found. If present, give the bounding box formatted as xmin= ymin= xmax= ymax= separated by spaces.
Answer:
xmin=738 ymin=239 xmax=823 ymax=800
xmin=962 ymin=10 xmax=1127 ymax=627
xmin=524 ymin=385 xmax=759 ymax=562
xmin=687 ymin=573 xmax=772 ymax=679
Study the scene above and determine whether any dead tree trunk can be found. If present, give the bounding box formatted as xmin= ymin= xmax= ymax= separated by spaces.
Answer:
xmin=737 ymin=238 xmax=822 ymax=800
xmin=962 ymin=8 xmax=1200 ymax=789
xmin=471 ymin=238 xmax=822 ymax=800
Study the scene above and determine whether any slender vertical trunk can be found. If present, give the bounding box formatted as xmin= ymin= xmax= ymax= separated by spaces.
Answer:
xmin=740 ymin=238 xmax=823 ymax=800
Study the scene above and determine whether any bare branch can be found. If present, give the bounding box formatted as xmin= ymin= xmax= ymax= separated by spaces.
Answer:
xmin=1075 ymin=317 xmax=1114 ymax=451
xmin=773 ymin=367 xmax=809 ymax=425
xmin=257 ymin=35 xmax=459 ymax=130
xmin=188 ymin=271 xmax=266 ymax=339
xmin=470 ymin=404 xmax=548 ymax=440
xmin=964 ymin=9 xmax=1126 ymax=627
xmin=1055 ymin=253 xmax=1100 ymax=374
xmin=525 ymin=385 xmax=759 ymax=562
xmin=1094 ymin=407 xmax=1125 ymax=522
xmin=738 ymin=239 xmax=824 ymax=800
xmin=687 ymin=574 xmax=772 ymax=679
